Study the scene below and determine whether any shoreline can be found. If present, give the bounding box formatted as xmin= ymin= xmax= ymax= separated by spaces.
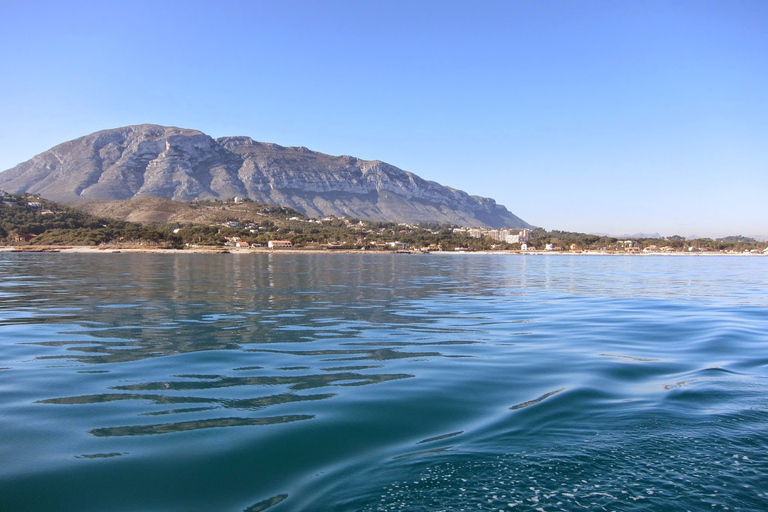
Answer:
xmin=0 ymin=245 xmax=764 ymax=256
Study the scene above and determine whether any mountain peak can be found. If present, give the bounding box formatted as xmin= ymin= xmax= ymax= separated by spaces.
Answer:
xmin=0 ymin=125 xmax=532 ymax=228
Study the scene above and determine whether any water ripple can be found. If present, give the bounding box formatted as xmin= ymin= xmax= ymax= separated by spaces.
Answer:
xmin=1 ymin=253 xmax=767 ymax=512
xmin=90 ymin=414 xmax=315 ymax=437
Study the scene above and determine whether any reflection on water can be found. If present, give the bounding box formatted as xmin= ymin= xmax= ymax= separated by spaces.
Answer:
xmin=509 ymin=387 xmax=565 ymax=410
xmin=1 ymin=253 xmax=767 ymax=512
xmin=244 ymin=494 xmax=288 ymax=512
xmin=90 ymin=414 xmax=315 ymax=437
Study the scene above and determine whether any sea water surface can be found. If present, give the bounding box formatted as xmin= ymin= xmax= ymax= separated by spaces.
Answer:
xmin=1 ymin=253 xmax=767 ymax=511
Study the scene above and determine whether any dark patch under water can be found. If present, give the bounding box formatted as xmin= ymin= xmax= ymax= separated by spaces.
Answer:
xmin=1 ymin=253 xmax=767 ymax=511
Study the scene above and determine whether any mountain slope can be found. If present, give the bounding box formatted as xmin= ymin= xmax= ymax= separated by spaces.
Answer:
xmin=73 ymin=197 xmax=303 ymax=225
xmin=0 ymin=124 xmax=532 ymax=228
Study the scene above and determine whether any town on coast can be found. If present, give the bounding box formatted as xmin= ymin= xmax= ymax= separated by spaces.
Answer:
xmin=2 ymin=191 xmax=766 ymax=256
xmin=2 ymin=244 xmax=766 ymax=257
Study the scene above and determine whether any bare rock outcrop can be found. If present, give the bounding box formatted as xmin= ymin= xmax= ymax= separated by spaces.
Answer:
xmin=0 ymin=124 xmax=532 ymax=228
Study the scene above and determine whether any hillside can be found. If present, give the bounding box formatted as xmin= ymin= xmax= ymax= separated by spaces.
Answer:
xmin=0 ymin=191 xmax=175 ymax=246
xmin=0 ymin=191 xmax=521 ymax=250
xmin=73 ymin=197 xmax=302 ymax=225
xmin=0 ymin=125 xmax=532 ymax=229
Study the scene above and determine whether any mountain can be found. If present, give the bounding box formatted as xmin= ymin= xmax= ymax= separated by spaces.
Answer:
xmin=0 ymin=125 xmax=531 ymax=228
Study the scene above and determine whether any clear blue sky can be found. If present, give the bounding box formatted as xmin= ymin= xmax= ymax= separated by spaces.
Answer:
xmin=1 ymin=0 xmax=766 ymax=238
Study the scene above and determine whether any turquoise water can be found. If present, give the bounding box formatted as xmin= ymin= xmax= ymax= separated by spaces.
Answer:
xmin=1 ymin=253 xmax=767 ymax=511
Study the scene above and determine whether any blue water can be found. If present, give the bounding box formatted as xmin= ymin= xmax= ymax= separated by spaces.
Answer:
xmin=1 ymin=253 xmax=767 ymax=511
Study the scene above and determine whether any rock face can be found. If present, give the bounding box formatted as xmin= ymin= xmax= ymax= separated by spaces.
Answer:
xmin=0 ymin=124 xmax=532 ymax=228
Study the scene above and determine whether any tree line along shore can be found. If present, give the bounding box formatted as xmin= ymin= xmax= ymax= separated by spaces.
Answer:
xmin=1 ymin=192 xmax=766 ymax=255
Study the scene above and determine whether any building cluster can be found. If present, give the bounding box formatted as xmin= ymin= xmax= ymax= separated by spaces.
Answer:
xmin=0 ymin=190 xmax=27 ymax=207
xmin=0 ymin=192 xmax=56 ymax=217
xmin=221 ymin=236 xmax=296 ymax=249
xmin=455 ymin=227 xmax=531 ymax=244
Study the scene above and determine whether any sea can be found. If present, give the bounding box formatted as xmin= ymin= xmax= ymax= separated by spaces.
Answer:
xmin=1 ymin=252 xmax=767 ymax=512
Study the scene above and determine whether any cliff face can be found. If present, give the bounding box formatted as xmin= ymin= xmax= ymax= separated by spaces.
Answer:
xmin=0 ymin=124 xmax=532 ymax=228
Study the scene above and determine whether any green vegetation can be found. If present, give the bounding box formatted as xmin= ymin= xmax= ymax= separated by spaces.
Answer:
xmin=0 ymin=193 xmax=181 ymax=247
xmin=717 ymin=235 xmax=757 ymax=243
xmin=1 ymin=191 xmax=766 ymax=253
xmin=527 ymin=228 xmax=767 ymax=253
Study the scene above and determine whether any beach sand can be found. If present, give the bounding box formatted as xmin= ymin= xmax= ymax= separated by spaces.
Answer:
xmin=0 ymin=245 xmax=762 ymax=256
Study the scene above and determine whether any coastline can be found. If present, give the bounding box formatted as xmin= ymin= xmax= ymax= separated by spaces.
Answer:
xmin=0 ymin=245 xmax=764 ymax=256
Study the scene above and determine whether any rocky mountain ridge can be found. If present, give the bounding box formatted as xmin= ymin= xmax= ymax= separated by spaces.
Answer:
xmin=0 ymin=124 xmax=532 ymax=228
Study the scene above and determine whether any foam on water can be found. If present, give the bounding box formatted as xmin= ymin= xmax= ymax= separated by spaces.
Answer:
xmin=360 ymin=432 xmax=766 ymax=511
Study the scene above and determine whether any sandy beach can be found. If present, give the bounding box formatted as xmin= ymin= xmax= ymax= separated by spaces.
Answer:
xmin=0 ymin=245 xmax=763 ymax=256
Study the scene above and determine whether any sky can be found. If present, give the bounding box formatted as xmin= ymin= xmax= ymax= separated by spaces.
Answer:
xmin=0 ymin=0 xmax=766 ymax=239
